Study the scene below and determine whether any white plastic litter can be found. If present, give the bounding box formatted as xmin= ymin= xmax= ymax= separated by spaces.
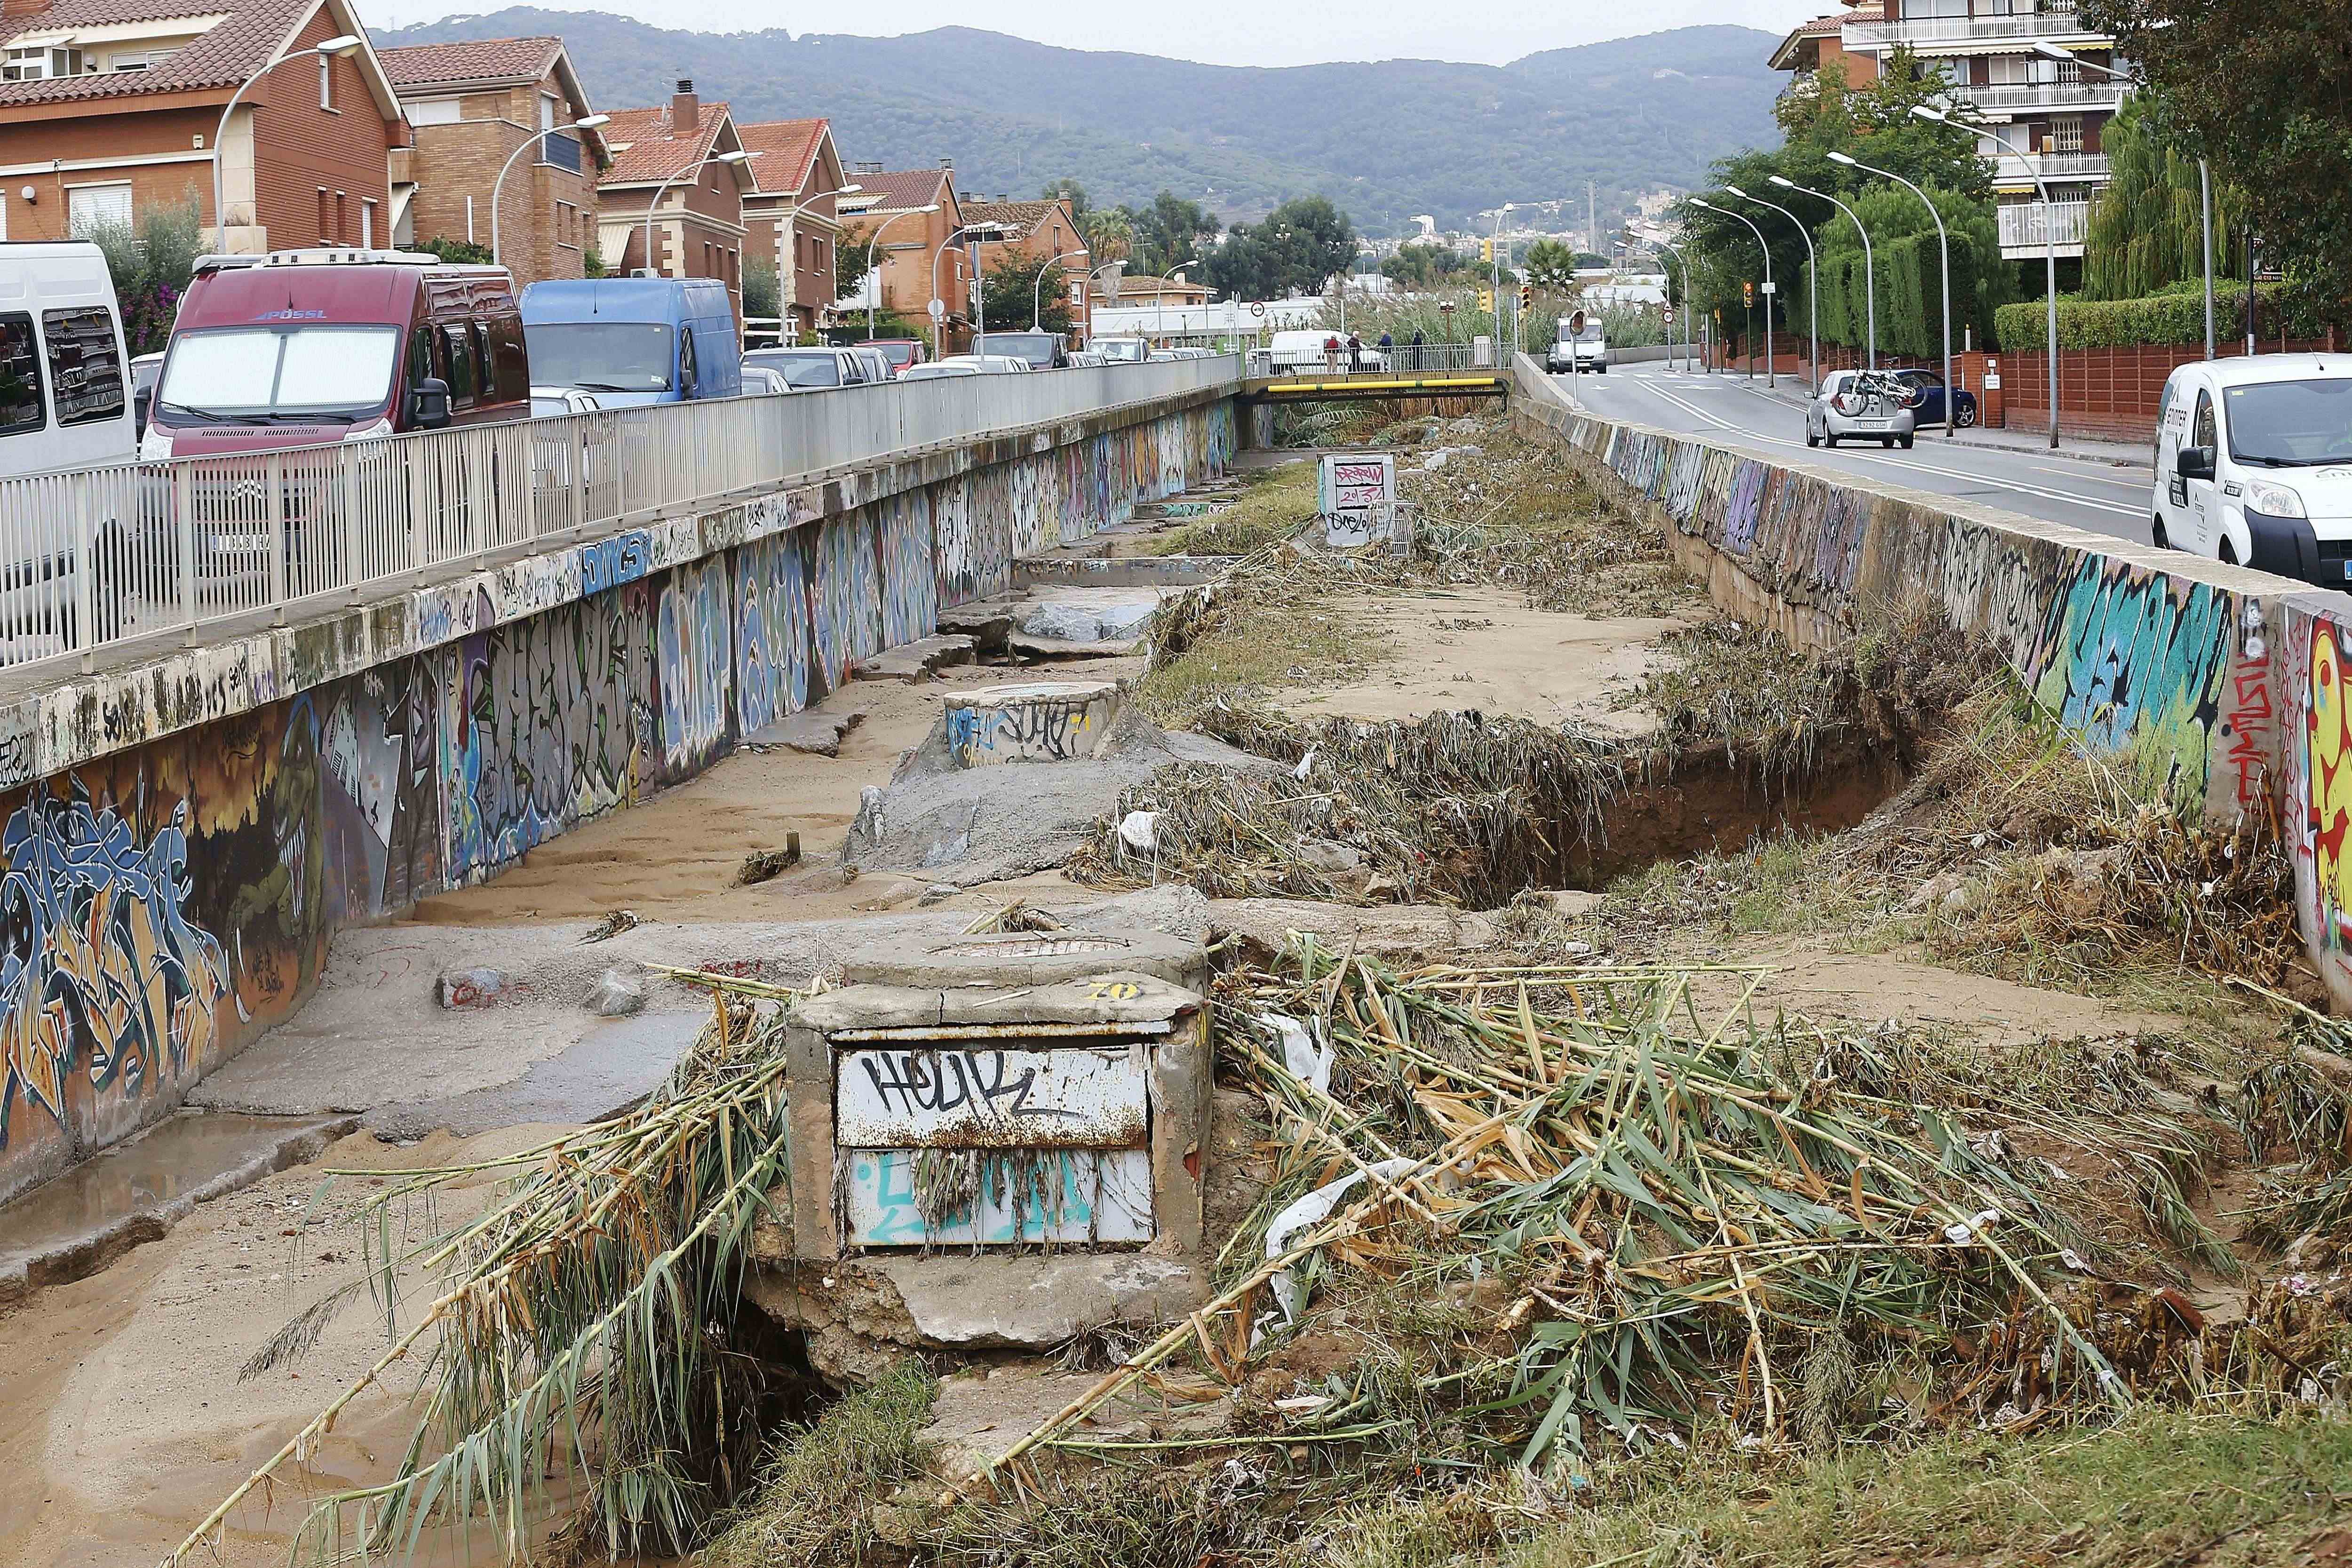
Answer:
xmin=1117 ymin=810 xmax=1160 ymax=853
xmin=1293 ymin=747 xmax=1319 ymax=781
xmin=1260 ymin=1011 xmax=1331 ymax=1096
xmin=1263 ymin=1157 xmax=1416 ymax=1321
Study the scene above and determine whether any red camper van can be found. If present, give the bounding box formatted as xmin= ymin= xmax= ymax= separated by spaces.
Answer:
xmin=140 ymin=248 xmax=527 ymax=460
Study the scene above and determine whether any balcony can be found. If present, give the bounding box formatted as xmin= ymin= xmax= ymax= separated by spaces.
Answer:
xmin=1994 ymin=150 xmax=2109 ymax=183
xmin=1999 ymin=199 xmax=2089 ymax=256
xmin=538 ymin=132 xmax=583 ymax=175
xmin=1971 ymin=79 xmax=2124 ymax=112
xmin=1847 ymin=2 xmax=2105 ymax=51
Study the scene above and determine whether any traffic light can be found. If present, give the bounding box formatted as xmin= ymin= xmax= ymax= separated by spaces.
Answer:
xmin=1742 ymin=279 xmax=1755 ymax=308
xmin=1481 ymin=238 xmax=1494 ymax=263
xmin=1477 ymin=287 xmax=1495 ymax=312
xmin=1518 ymin=285 xmax=1533 ymax=311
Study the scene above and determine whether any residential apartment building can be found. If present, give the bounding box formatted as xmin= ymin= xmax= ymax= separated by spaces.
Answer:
xmin=961 ymin=196 xmax=1091 ymax=342
xmin=0 ymin=0 xmax=406 ymax=250
xmin=378 ymin=36 xmax=606 ymax=285
xmin=1768 ymin=0 xmax=2122 ymax=260
xmin=738 ymin=116 xmax=846 ymax=340
xmin=597 ymin=80 xmax=749 ymax=311
xmin=835 ymin=162 xmax=970 ymax=350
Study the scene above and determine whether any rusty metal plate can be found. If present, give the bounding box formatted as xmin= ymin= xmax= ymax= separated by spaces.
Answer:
xmin=836 ymin=1045 xmax=1149 ymax=1149
xmin=842 ymin=1147 xmax=1154 ymax=1247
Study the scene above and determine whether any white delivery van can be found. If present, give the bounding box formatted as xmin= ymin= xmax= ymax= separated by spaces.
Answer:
xmin=1547 ymin=309 xmax=1608 ymax=374
xmin=0 ymin=241 xmax=138 ymax=653
xmin=2151 ymin=355 xmax=2352 ymax=583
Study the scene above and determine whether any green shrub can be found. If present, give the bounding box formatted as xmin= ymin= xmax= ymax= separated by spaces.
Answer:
xmin=1992 ymin=280 xmax=2335 ymax=350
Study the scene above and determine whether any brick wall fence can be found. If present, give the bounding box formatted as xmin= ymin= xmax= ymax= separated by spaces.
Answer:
xmin=1998 ymin=341 xmax=2337 ymax=442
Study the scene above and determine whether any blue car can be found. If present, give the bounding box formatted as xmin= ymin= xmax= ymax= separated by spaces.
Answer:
xmin=1891 ymin=368 xmax=1979 ymax=429
xmin=520 ymin=277 xmax=742 ymax=408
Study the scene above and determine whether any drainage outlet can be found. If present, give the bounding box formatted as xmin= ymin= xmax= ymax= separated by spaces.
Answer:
xmin=942 ymin=681 xmax=1125 ymax=767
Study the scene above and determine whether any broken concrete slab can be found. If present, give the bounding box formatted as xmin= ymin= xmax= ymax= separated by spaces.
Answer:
xmin=837 ymin=926 xmax=1209 ymax=990
xmin=742 ymin=705 xmax=867 ymax=758
xmin=920 ymin=1357 xmax=1232 ymax=1476
xmin=945 ymin=681 xmax=1126 ymax=767
xmin=1009 ymin=633 xmax=1143 ymax=661
xmin=1207 ymin=898 xmax=1502 ymax=960
xmin=1015 ymin=556 xmax=1234 ymax=590
xmin=853 ymin=634 xmax=976 ymax=685
xmin=1018 ymin=589 xmax=1168 ymax=645
xmin=0 ymin=1111 xmax=354 ymax=1307
xmin=365 ymin=1009 xmax=705 ymax=1138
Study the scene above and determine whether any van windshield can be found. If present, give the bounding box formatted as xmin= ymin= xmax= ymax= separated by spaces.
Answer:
xmin=157 ymin=325 xmax=399 ymax=421
xmin=524 ymin=322 xmax=673 ymax=393
xmin=1097 ymin=339 xmax=1148 ymax=363
xmin=977 ymin=333 xmax=1057 ymax=367
xmin=2224 ymin=378 xmax=2352 ymax=466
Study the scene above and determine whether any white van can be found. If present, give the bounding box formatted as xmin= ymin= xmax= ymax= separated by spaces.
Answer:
xmin=0 ymin=241 xmax=138 ymax=653
xmin=2152 ymin=355 xmax=2352 ymax=583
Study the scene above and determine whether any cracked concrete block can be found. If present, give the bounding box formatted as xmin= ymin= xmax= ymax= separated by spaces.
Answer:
xmin=587 ymin=967 xmax=646 ymax=1017
xmin=436 ymin=966 xmax=510 ymax=1009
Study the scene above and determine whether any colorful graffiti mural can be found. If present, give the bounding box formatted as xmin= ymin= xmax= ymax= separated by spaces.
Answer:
xmin=658 ymin=559 xmax=731 ymax=778
xmin=736 ymin=532 xmax=812 ymax=734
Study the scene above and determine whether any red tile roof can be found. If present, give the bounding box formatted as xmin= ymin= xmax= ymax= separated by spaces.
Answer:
xmin=0 ymin=0 xmax=325 ymax=108
xmin=961 ymin=199 xmax=1064 ymax=241
xmin=599 ymin=99 xmax=731 ymax=187
xmin=737 ymin=115 xmax=827 ymax=195
xmin=845 ymin=167 xmax=950 ymax=213
xmin=377 ymin=35 xmax=558 ymax=89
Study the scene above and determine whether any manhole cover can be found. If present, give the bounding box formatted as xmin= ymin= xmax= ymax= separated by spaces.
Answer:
xmin=930 ymin=935 xmax=1132 ymax=958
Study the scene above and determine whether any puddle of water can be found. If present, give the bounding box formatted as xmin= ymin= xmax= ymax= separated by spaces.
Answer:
xmin=0 ymin=1111 xmax=346 ymax=1281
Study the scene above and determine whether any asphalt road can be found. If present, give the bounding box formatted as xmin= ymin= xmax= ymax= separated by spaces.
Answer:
xmin=1560 ymin=364 xmax=2158 ymax=548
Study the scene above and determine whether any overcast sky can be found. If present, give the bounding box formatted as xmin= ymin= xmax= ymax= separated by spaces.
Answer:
xmin=373 ymin=0 xmax=1831 ymax=67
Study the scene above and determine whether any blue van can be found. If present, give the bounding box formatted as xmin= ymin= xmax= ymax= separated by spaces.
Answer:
xmin=519 ymin=277 xmax=741 ymax=407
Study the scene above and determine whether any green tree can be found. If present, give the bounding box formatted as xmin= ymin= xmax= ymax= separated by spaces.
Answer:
xmin=1381 ymin=243 xmax=1474 ymax=287
xmin=1202 ymin=195 xmax=1354 ymax=301
xmin=87 ymin=193 xmax=203 ymax=353
xmin=742 ymin=256 xmax=781 ymax=321
xmin=1522 ymin=238 xmax=1582 ymax=290
xmin=1079 ymin=206 xmax=1132 ymax=263
xmin=420 ymin=237 xmax=493 ymax=264
xmin=979 ymin=254 xmax=1073 ymax=334
xmin=835 ymin=236 xmax=874 ymax=304
xmin=2085 ymin=0 xmax=2352 ymax=315
xmin=1038 ymin=177 xmax=1090 ymax=218
xmin=1127 ymin=190 xmax=1219 ymax=278
xmin=1802 ymin=182 xmax=2016 ymax=356
xmin=2079 ymin=96 xmax=2247 ymax=302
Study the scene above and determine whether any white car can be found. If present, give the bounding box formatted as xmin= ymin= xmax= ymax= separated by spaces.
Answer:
xmin=739 ymin=365 xmax=791 ymax=396
xmin=2151 ymin=354 xmax=2352 ymax=583
xmin=929 ymin=354 xmax=1033 ymax=374
xmin=530 ymin=385 xmax=603 ymax=417
xmin=900 ymin=362 xmax=982 ymax=381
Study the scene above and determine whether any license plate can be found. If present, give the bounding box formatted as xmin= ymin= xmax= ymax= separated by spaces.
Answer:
xmin=1857 ymin=420 xmax=1888 ymax=430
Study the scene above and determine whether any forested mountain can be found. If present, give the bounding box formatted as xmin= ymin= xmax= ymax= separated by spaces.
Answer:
xmin=374 ymin=13 xmax=1783 ymax=232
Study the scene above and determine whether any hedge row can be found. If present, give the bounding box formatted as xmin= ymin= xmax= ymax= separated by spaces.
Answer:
xmin=1803 ymin=231 xmax=1993 ymax=361
xmin=1991 ymin=281 xmax=2334 ymax=350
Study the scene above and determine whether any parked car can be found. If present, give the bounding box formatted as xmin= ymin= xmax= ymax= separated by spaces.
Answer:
xmin=863 ymin=338 xmax=928 ymax=375
xmin=0 ymin=240 xmax=138 ymax=651
xmin=974 ymin=330 xmax=1069 ymax=369
xmin=1806 ymin=369 xmax=1919 ymax=450
xmin=848 ymin=344 xmax=895 ymax=384
xmin=531 ymin=386 xmax=604 ymax=418
xmin=1094 ymin=337 xmax=1150 ymax=364
xmin=145 ymin=247 xmax=527 ymax=460
xmin=1067 ymin=350 xmax=1108 ymax=368
xmin=744 ymin=347 xmax=872 ymax=390
xmin=519 ymin=276 xmax=740 ymax=408
xmin=2150 ymin=354 xmax=2352 ymax=582
xmin=129 ymin=350 xmax=162 ymax=438
xmin=899 ymin=362 xmax=982 ymax=381
xmin=929 ymin=354 xmax=1034 ymax=374
xmin=740 ymin=365 xmax=791 ymax=396
xmin=1889 ymin=368 xmax=1978 ymax=429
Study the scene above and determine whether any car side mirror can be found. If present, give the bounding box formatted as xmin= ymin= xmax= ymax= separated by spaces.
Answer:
xmin=411 ymin=377 xmax=452 ymax=430
xmin=2177 ymin=445 xmax=2216 ymax=482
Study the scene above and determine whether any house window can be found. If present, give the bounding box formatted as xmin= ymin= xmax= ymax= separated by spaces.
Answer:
xmin=1899 ymin=0 xmax=1968 ymax=16
xmin=319 ymin=53 xmax=334 ymax=111
xmin=405 ymin=97 xmax=461 ymax=127
xmin=317 ymin=189 xmax=330 ymax=243
xmin=361 ymin=199 xmax=374 ymax=248
xmin=67 ymin=183 xmax=131 ymax=237
xmin=42 ymin=306 xmax=124 ymax=426
xmin=0 ymin=313 xmax=45 ymax=437
xmin=540 ymin=92 xmax=556 ymax=133
xmin=2050 ymin=114 xmax=2084 ymax=153
xmin=335 ymin=192 xmax=347 ymax=244
xmin=4 ymin=46 xmax=82 ymax=80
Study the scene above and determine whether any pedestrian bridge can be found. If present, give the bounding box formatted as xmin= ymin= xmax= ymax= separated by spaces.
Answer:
xmin=1240 ymin=342 xmax=1510 ymax=405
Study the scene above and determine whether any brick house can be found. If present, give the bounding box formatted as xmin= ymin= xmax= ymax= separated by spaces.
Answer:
xmin=836 ymin=162 xmax=971 ymax=350
xmin=737 ymin=116 xmax=846 ymax=341
xmin=0 ymin=0 xmax=407 ymax=250
xmin=596 ymin=79 xmax=749 ymax=312
xmin=961 ymin=196 xmax=1091 ymax=342
xmin=377 ymin=36 xmax=608 ymax=286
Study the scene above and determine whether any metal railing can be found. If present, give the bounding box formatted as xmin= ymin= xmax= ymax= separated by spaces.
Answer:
xmin=1998 ymin=200 xmax=2092 ymax=250
xmin=0 ymin=353 xmax=1242 ymax=677
xmin=1848 ymin=3 xmax=2096 ymax=48
xmin=1974 ymin=80 xmax=2123 ymax=111
xmin=1249 ymin=342 xmax=1486 ymax=376
xmin=1994 ymin=150 xmax=2109 ymax=182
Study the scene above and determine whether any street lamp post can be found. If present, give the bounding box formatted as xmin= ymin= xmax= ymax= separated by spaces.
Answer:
xmin=1033 ymin=245 xmax=1065 ymax=330
xmin=750 ymin=181 xmax=862 ymax=346
xmin=1726 ymin=185 xmax=1817 ymax=394
xmin=1491 ymin=203 xmax=1515 ymax=353
xmin=642 ymin=148 xmax=750 ymax=281
xmin=1691 ymin=196 xmax=1774 ymax=388
xmin=1915 ymin=104 xmax=2058 ymax=448
xmin=2040 ymin=44 xmax=2212 ymax=361
xmin=856 ymin=204 xmax=938 ymax=340
xmin=1772 ymin=176 xmax=1876 ymax=372
xmin=1639 ymin=228 xmax=1694 ymax=373
xmin=490 ymin=114 xmax=612 ymax=267
xmin=1830 ymin=151 xmax=1952 ymax=437
xmin=929 ymin=222 xmax=1010 ymax=359
xmin=213 ymin=34 xmax=365 ymax=254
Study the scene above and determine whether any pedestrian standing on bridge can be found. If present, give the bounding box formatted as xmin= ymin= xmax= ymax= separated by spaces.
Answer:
xmin=1410 ymin=328 xmax=1425 ymax=371
xmin=1323 ymin=334 xmax=1341 ymax=372
xmin=1377 ymin=330 xmax=1393 ymax=368
xmin=1346 ymin=332 xmax=1364 ymax=373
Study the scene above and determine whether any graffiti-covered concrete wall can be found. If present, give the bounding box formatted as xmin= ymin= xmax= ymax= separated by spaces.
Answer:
xmin=1510 ymin=359 xmax=2352 ymax=1005
xmin=0 ymin=396 xmax=1236 ymax=1202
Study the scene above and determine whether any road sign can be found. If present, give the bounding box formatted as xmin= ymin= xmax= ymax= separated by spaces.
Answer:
xmin=928 ymin=298 xmax=946 ymax=321
xmin=1760 ymin=281 xmax=1777 ymax=296
xmin=1663 ymin=305 xmax=1677 ymax=325
xmin=1566 ymin=309 xmax=1587 ymax=335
